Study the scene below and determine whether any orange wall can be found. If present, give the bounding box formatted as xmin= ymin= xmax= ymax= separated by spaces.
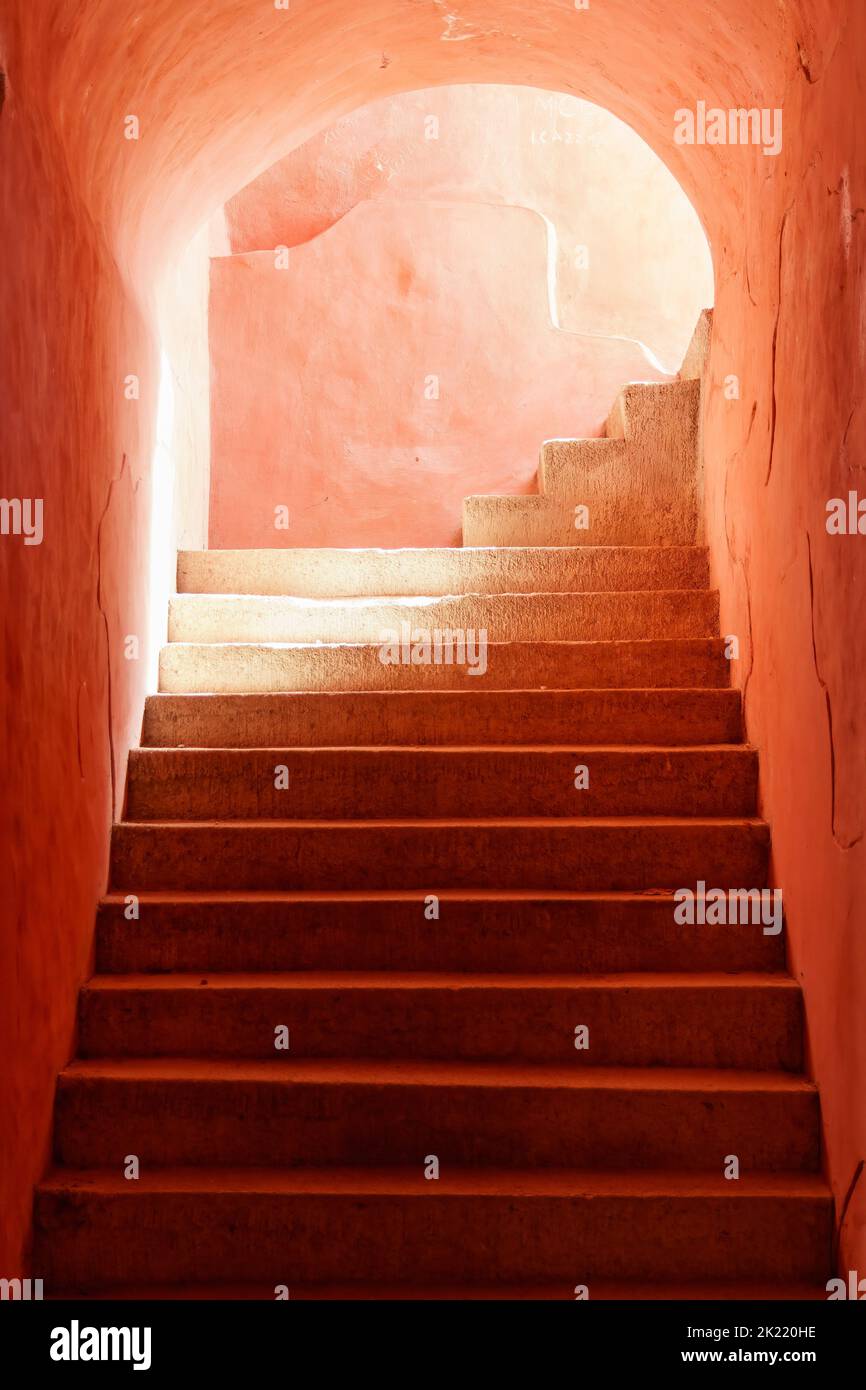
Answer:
xmin=1 ymin=0 xmax=863 ymax=1278
xmin=0 ymin=54 xmax=156 ymax=1272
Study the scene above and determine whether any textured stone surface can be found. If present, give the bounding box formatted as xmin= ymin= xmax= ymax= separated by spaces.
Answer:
xmin=35 ymin=1169 xmax=831 ymax=1290
xmin=159 ymin=638 xmax=731 ymax=694
xmin=76 ymin=973 xmax=801 ymax=1068
xmin=125 ymin=745 xmax=758 ymax=820
xmin=465 ymin=378 xmax=701 ymax=546
xmin=93 ymin=891 xmax=785 ymax=976
xmin=108 ymin=818 xmax=770 ymax=893
xmin=53 ymin=1060 xmax=820 ymax=1171
xmin=35 ymin=523 xmax=820 ymax=1294
xmin=142 ymin=689 xmax=743 ymax=747
xmin=177 ymin=545 xmax=710 ymax=597
xmin=167 ymin=588 xmax=718 ymax=645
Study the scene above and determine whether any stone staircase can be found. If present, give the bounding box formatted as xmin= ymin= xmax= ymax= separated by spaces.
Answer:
xmin=463 ymin=378 xmax=700 ymax=546
xmin=34 ymin=368 xmax=832 ymax=1298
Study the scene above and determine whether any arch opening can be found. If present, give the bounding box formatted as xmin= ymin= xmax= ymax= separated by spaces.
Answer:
xmin=155 ymin=83 xmax=713 ymax=563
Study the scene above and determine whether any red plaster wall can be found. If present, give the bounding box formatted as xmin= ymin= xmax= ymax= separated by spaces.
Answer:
xmin=1 ymin=0 xmax=863 ymax=1277
xmin=0 ymin=46 xmax=156 ymax=1272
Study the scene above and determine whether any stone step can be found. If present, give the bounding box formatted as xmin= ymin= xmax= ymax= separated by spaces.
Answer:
xmin=125 ymin=746 xmax=758 ymax=820
xmin=159 ymin=638 xmax=731 ymax=694
xmin=177 ymin=545 xmax=710 ymax=598
xmin=54 ymin=1059 xmax=819 ymax=1170
xmin=34 ymin=1167 xmax=832 ymax=1290
xmin=463 ymin=380 xmax=701 ymax=547
xmin=109 ymin=817 xmax=770 ymax=892
xmin=95 ymin=890 xmax=786 ymax=976
xmin=41 ymin=1279 xmax=832 ymax=1301
xmin=78 ymin=971 xmax=801 ymax=1068
xmin=142 ymin=688 xmax=743 ymax=747
xmin=167 ymin=589 xmax=718 ymax=645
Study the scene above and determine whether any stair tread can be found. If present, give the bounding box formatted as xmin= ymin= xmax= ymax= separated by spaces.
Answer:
xmin=45 ymin=1280 xmax=830 ymax=1301
xmin=186 ymin=546 xmax=710 ymax=558
xmin=146 ymin=686 xmax=738 ymax=696
xmin=98 ymin=887 xmax=760 ymax=904
xmin=174 ymin=588 xmax=715 ymax=601
xmin=83 ymin=970 xmax=798 ymax=991
xmin=132 ymin=743 xmax=753 ymax=754
xmin=115 ymin=815 xmax=768 ymax=827
xmin=38 ymin=1166 xmax=831 ymax=1198
xmin=59 ymin=1057 xmax=816 ymax=1090
xmin=146 ymin=686 xmax=738 ymax=697
xmin=164 ymin=637 xmax=726 ymax=649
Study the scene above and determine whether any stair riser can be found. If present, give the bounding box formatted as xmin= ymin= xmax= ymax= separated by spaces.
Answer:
xmin=125 ymin=749 xmax=758 ymax=821
xmin=78 ymin=985 xmax=802 ymax=1067
xmin=167 ymin=591 xmax=719 ymax=646
xmin=177 ymin=547 xmax=711 ymax=598
xmin=606 ymin=380 xmax=700 ymax=450
xmin=24 ymin=1280 xmax=838 ymax=1301
xmin=95 ymin=897 xmax=786 ymax=974
xmin=538 ymin=439 xmax=634 ymax=502
xmin=142 ymin=689 xmax=743 ymax=748
xmin=159 ymin=639 xmax=731 ymax=694
xmin=34 ymin=1191 xmax=831 ymax=1287
xmin=461 ymin=497 xmax=698 ymax=548
xmin=109 ymin=822 xmax=770 ymax=891
xmin=54 ymin=1080 xmax=820 ymax=1170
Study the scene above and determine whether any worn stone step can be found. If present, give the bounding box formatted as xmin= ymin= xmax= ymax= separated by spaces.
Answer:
xmin=159 ymin=638 xmax=732 ymax=694
xmin=95 ymin=890 xmax=786 ymax=976
xmin=167 ymin=589 xmax=719 ymax=645
xmin=125 ymin=746 xmax=758 ymax=820
xmin=78 ymin=971 xmax=802 ymax=1068
xmin=109 ymin=817 xmax=770 ymax=892
xmin=34 ymin=1167 xmax=832 ymax=1290
xmin=177 ymin=545 xmax=710 ymax=598
xmin=54 ymin=1059 xmax=820 ymax=1170
xmin=142 ymin=688 xmax=743 ymax=748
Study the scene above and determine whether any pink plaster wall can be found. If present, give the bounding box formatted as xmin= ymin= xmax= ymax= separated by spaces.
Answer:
xmin=1 ymin=0 xmax=864 ymax=1281
xmin=209 ymin=199 xmax=669 ymax=549
xmin=224 ymin=86 xmax=714 ymax=370
xmin=209 ymin=85 xmax=712 ymax=549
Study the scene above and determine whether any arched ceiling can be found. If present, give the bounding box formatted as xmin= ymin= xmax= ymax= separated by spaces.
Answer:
xmin=3 ymin=0 xmax=845 ymax=276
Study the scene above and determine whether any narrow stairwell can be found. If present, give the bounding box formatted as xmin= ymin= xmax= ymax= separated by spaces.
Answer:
xmin=34 ymin=371 xmax=832 ymax=1299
